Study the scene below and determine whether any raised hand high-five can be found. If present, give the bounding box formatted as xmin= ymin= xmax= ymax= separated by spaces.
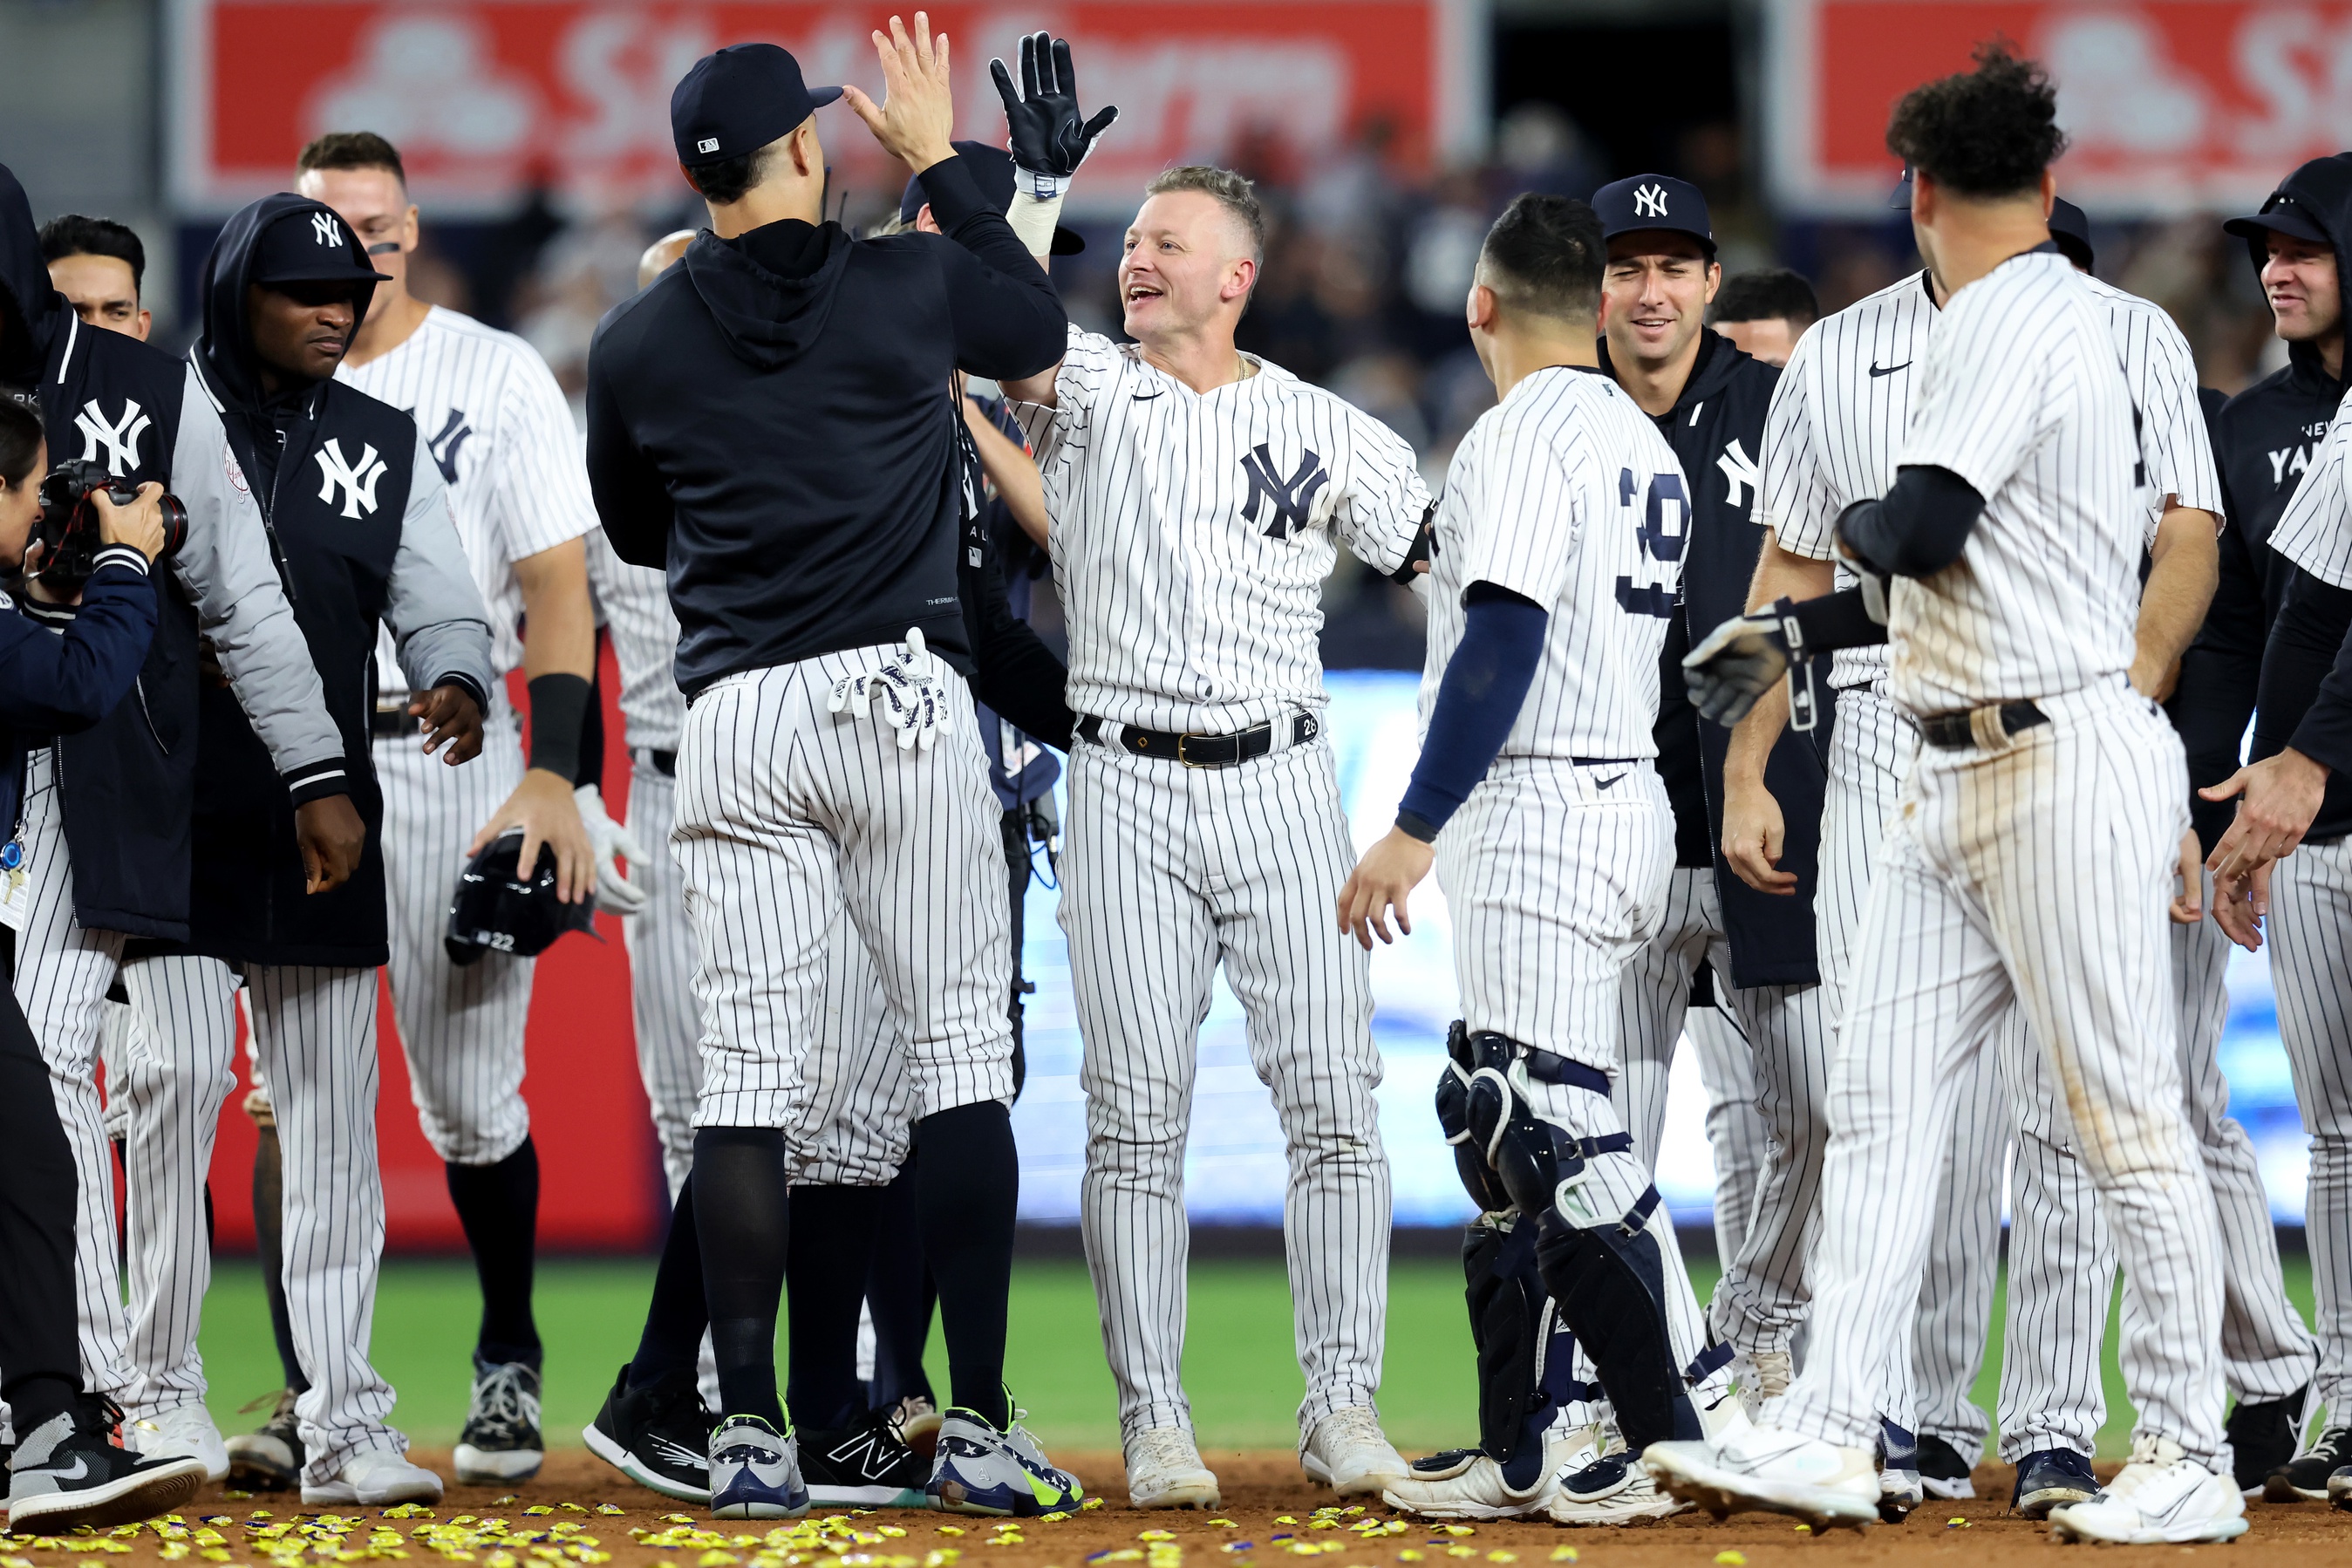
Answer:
xmin=991 ymin=31 xmax=1118 ymax=194
xmin=842 ymin=12 xmax=958 ymax=175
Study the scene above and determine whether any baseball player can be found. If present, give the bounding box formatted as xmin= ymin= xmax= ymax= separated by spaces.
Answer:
xmin=0 ymin=166 xmax=353 ymax=1478
xmin=1708 ymin=270 xmax=1817 ymax=370
xmin=999 ymin=153 xmax=1427 ymax=1506
xmin=1905 ymin=197 xmax=2315 ymax=1506
xmin=1712 ymin=181 xmax=2241 ymax=1517
xmin=588 ymin=24 xmax=1085 ymax=1517
xmin=152 ymin=191 xmax=498 ymax=1506
xmin=290 ymin=130 xmax=605 ymax=1485
xmin=1654 ymin=47 xmax=2239 ymax=1545
xmin=1341 ymin=190 xmax=1742 ymax=1528
xmin=1586 ymin=173 xmax=1833 ymax=1430
xmin=2195 ymin=155 xmax=2352 ymax=1504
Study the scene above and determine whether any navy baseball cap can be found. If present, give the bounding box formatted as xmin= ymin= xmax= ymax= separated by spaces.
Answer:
xmin=900 ymin=141 xmax=1084 ymax=255
xmin=1592 ymin=174 xmax=1714 ymax=257
xmin=2223 ymin=186 xmax=2334 ymax=249
xmin=672 ymin=43 xmax=841 ymax=166
xmin=249 ymin=207 xmax=391 ymax=289
xmin=1890 ymin=166 xmax=1914 ymax=209
xmin=2049 ymin=197 xmax=2094 ymax=270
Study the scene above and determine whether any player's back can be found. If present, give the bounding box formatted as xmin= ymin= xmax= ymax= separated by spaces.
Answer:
xmin=1891 ymin=251 xmax=2143 ymax=713
xmin=1421 ymin=365 xmax=1686 ymax=761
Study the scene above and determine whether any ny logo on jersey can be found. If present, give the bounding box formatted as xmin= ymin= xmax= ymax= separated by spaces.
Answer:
xmin=311 ymin=212 xmax=344 ymax=249
xmin=1716 ymin=437 xmax=1759 ymax=510
xmin=426 ymin=408 xmax=474 ymax=485
xmin=1239 ymin=443 xmax=1330 ymax=540
xmin=74 ymin=399 xmax=149 ymax=478
xmin=315 ymin=439 xmax=388 ymax=519
xmin=1633 ymin=182 xmax=1669 ymax=218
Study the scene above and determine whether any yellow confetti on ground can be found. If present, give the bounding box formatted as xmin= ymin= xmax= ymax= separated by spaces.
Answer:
xmin=1484 ymin=1554 xmax=1516 ymax=1564
xmin=1712 ymin=1554 xmax=1747 ymax=1567
xmin=1545 ymin=1551 xmax=1578 ymax=1565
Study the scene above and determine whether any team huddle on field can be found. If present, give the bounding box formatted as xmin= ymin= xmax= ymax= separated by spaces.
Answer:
xmin=2 ymin=15 xmax=2349 ymax=1553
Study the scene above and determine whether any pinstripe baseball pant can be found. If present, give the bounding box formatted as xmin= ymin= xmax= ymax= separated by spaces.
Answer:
xmin=2260 ymin=835 xmax=2352 ymax=1420
xmin=621 ymin=756 xmax=700 ymax=1199
xmin=376 ymin=691 xmax=534 ymax=1167
xmin=1065 ymin=729 xmax=1390 ymax=1442
xmin=1681 ymin=1006 xmax=1768 ymax=1276
xmin=13 ymin=747 xmax=138 ymax=1408
xmin=1442 ymin=759 xmax=1725 ymax=1402
xmin=1777 ymin=685 xmax=2226 ymax=1466
xmin=1618 ymin=868 xmax=1830 ymax=1359
xmin=673 ymin=653 xmax=1013 ymax=1134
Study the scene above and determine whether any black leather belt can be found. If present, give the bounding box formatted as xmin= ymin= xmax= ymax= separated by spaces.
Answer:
xmin=645 ymin=749 xmax=677 ymax=778
xmin=370 ymin=708 xmax=411 ymax=740
xmin=1918 ymin=699 xmax=2049 ymax=750
xmin=1076 ymin=712 xmax=1319 ymax=767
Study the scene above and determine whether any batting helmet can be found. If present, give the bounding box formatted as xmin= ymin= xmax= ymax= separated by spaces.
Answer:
xmin=444 ymin=828 xmax=597 ymax=966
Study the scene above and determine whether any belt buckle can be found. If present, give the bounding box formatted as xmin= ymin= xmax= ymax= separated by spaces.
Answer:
xmin=1176 ymin=732 xmax=1216 ymax=768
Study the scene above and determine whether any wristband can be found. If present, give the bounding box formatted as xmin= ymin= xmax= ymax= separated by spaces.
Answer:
xmin=527 ymin=672 xmax=591 ymax=781
xmin=1006 ymin=190 xmax=1066 ymax=257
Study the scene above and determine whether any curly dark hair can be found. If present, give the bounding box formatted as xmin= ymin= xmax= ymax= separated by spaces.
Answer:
xmin=1885 ymin=41 xmax=2068 ymax=201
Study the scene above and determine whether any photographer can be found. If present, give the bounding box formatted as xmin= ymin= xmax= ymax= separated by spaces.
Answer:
xmin=0 ymin=396 xmax=209 ymax=1532
xmin=0 ymin=163 xmax=351 ymax=1442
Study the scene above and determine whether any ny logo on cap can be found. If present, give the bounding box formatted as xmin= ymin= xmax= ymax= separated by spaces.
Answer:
xmin=1633 ymin=182 xmax=1668 ymax=218
xmin=311 ymin=212 xmax=343 ymax=248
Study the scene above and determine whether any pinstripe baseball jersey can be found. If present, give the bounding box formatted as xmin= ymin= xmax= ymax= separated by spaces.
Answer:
xmin=1009 ymin=325 xmax=1430 ymax=733
xmin=1420 ymin=365 xmax=1686 ymax=759
xmin=2264 ymin=383 xmax=2352 ymax=585
xmin=585 ymin=528 xmax=686 ymax=753
xmin=1885 ymin=251 xmax=2146 ymax=712
xmin=338 ymin=306 xmax=598 ymax=691
xmin=1764 ymin=264 xmax=2214 ymax=695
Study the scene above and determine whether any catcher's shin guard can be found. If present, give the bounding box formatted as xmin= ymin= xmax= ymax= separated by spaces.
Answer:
xmin=1461 ymin=1212 xmax=1580 ymax=1490
xmin=1436 ymin=1021 xmax=1512 ymax=1214
xmin=1460 ymin=1030 xmax=1700 ymax=1453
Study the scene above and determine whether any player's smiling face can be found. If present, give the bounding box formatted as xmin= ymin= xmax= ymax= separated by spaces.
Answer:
xmin=1600 ymin=233 xmax=1720 ymax=372
xmin=2261 ymin=232 xmax=2342 ymax=346
xmin=1120 ymin=191 xmax=1255 ymax=344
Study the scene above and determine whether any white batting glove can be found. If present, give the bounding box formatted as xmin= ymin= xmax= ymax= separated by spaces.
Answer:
xmin=828 ymin=628 xmax=952 ymax=752
xmin=573 ymin=783 xmax=651 ymax=916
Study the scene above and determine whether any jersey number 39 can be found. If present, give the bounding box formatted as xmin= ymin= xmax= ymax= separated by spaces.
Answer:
xmin=1613 ymin=467 xmax=1684 ymax=619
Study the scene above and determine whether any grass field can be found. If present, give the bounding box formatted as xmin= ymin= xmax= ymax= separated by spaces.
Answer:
xmin=191 ymin=1250 xmax=2320 ymax=1457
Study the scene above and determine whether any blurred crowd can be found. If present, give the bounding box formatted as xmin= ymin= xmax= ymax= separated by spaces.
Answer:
xmin=385 ymin=102 xmax=2293 ymax=672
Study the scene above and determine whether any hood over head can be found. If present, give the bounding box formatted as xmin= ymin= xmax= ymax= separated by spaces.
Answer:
xmin=197 ymin=192 xmax=386 ymax=411
xmin=680 ymin=222 xmax=855 ymax=371
xmin=2224 ymin=154 xmax=2352 ymax=386
xmin=0 ymin=162 xmax=68 ymax=388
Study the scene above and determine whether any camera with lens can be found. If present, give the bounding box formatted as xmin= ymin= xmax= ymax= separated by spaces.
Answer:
xmin=31 ymin=458 xmax=187 ymax=592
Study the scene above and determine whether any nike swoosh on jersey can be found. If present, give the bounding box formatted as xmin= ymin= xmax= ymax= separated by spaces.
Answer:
xmin=1595 ymin=774 xmax=1626 ymax=790
xmin=1868 ymin=360 xmax=1912 ymax=378
xmin=1130 ymin=391 xmax=1165 ymax=401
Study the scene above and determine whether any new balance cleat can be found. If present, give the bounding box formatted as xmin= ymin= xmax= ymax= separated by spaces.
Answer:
xmin=1382 ymin=1431 xmax=1571 ymax=1521
xmin=455 ymin=1358 xmax=545 ymax=1484
xmin=1644 ymin=1421 xmax=1881 ymax=1531
xmin=1548 ymin=1449 xmax=1689 ymax=1525
xmin=801 ymin=1405 xmax=930 ymax=1508
xmin=710 ymin=1415 xmax=808 ymax=1519
xmin=2047 ymin=1436 xmax=2246 ymax=1544
xmin=928 ymin=1407 xmax=1083 ymax=1517
xmin=1124 ymin=1426 xmax=1221 ymax=1510
xmin=583 ymin=1364 xmax=714 ymax=1504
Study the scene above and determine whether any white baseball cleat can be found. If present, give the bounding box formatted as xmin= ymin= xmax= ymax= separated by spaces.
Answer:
xmin=1547 ymin=1448 xmax=1690 ymax=1525
xmin=302 ymin=1449 xmax=445 ymax=1507
xmin=2047 ymin=1436 xmax=2248 ymax=1545
xmin=1300 ymin=1407 xmax=1408 ymax=1496
xmin=1382 ymin=1431 xmax=1575 ymax=1521
xmin=1124 ymin=1426 xmax=1221 ymax=1510
xmin=127 ymin=1404 xmax=230 ymax=1483
xmin=1736 ymin=1348 xmax=1792 ymax=1415
xmin=1643 ymin=1421 xmax=1880 ymax=1531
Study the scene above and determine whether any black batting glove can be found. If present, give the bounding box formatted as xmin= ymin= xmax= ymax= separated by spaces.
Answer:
xmin=991 ymin=31 xmax=1118 ymax=192
xmin=1683 ymin=602 xmax=1802 ymax=726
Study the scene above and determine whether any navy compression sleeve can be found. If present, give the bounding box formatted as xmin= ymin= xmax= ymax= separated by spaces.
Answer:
xmin=1836 ymin=464 xmax=1986 ymax=578
xmin=1395 ymin=583 xmax=1547 ymax=842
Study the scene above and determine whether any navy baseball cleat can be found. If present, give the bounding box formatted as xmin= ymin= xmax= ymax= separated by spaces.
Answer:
xmin=709 ymin=1415 xmax=808 ymax=1519
xmin=1876 ymin=1417 xmax=1922 ymax=1521
xmin=927 ymin=1405 xmax=1083 ymax=1517
xmin=799 ymin=1405 xmax=930 ymax=1508
xmin=1915 ymin=1433 xmax=1975 ymax=1499
xmin=2012 ymin=1447 xmax=2098 ymax=1518
xmin=2267 ymin=1424 xmax=2352 ymax=1503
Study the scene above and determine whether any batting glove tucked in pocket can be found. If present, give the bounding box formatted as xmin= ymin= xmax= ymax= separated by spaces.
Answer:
xmin=574 ymin=783 xmax=651 ymax=916
xmin=828 ymin=627 xmax=952 ymax=752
